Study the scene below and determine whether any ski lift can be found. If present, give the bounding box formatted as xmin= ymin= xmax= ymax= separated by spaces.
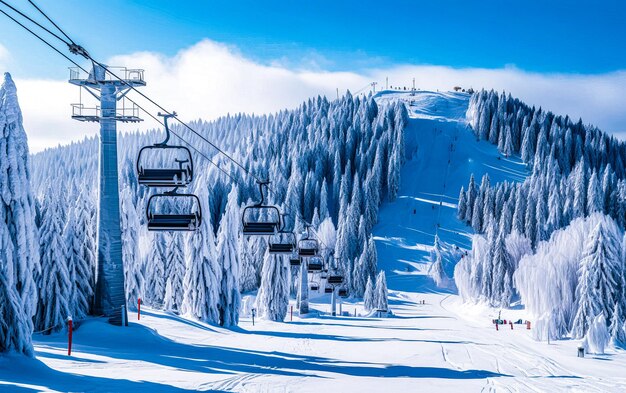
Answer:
xmin=298 ymin=227 xmax=319 ymax=257
xmin=327 ymin=275 xmax=344 ymax=285
xmin=146 ymin=190 xmax=201 ymax=231
xmin=327 ymin=257 xmax=345 ymax=285
xmin=268 ymin=215 xmax=297 ymax=254
xmin=338 ymin=288 xmax=348 ymax=298
xmin=289 ymin=255 xmax=301 ymax=266
xmin=242 ymin=181 xmax=281 ymax=236
xmin=307 ymin=258 xmax=323 ymax=272
xmin=137 ymin=112 xmax=194 ymax=187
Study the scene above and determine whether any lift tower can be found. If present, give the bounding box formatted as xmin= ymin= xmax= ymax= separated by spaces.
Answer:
xmin=69 ymin=64 xmax=145 ymax=325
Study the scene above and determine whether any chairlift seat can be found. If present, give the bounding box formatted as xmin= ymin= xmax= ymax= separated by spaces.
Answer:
xmin=138 ymin=168 xmax=191 ymax=187
xmin=289 ymin=257 xmax=301 ymax=266
xmin=148 ymin=214 xmax=199 ymax=231
xmin=327 ymin=275 xmax=344 ymax=285
xmin=268 ymin=230 xmax=296 ymax=254
xmin=299 ymin=248 xmax=318 ymax=257
xmin=242 ymin=222 xmax=279 ymax=235
xmin=308 ymin=261 xmax=323 ymax=272
xmin=324 ymin=287 xmax=333 ymax=294
xmin=310 ymin=284 xmax=320 ymax=291
xmin=269 ymin=243 xmax=295 ymax=254
xmin=146 ymin=192 xmax=202 ymax=232
xmin=338 ymin=289 xmax=348 ymax=298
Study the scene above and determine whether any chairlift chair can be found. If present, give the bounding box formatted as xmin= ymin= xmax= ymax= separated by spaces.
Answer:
xmin=310 ymin=281 xmax=320 ymax=291
xmin=327 ymin=275 xmax=344 ymax=285
xmin=268 ymin=216 xmax=297 ymax=254
xmin=289 ymin=256 xmax=301 ymax=266
xmin=137 ymin=112 xmax=194 ymax=187
xmin=242 ymin=181 xmax=281 ymax=236
xmin=338 ymin=288 xmax=348 ymax=298
xmin=307 ymin=258 xmax=323 ymax=272
xmin=298 ymin=238 xmax=319 ymax=257
xmin=324 ymin=287 xmax=333 ymax=294
xmin=146 ymin=191 xmax=202 ymax=231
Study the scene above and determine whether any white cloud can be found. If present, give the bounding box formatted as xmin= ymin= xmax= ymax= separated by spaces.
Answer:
xmin=10 ymin=39 xmax=626 ymax=153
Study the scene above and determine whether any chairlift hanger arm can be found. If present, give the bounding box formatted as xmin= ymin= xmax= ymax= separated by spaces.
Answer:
xmin=116 ymin=87 xmax=132 ymax=101
xmin=81 ymin=85 xmax=100 ymax=101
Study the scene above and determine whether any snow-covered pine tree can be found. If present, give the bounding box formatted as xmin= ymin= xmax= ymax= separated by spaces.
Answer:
xmin=64 ymin=196 xmax=94 ymax=319
xmin=429 ymin=235 xmax=449 ymax=288
xmin=256 ymin=249 xmax=289 ymax=321
xmin=609 ymin=302 xmax=625 ymax=344
xmin=216 ymin=186 xmax=241 ymax=327
xmin=0 ymin=72 xmax=39 ymax=354
xmin=587 ymin=171 xmax=602 ymax=214
xmin=491 ymin=229 xmax=513 ymax=307
xmin=573 ymin=160 xmax=588 ymax=218
xmin=164 ymin=233 xmax=185 ymax=313
xmin=238 ymin=232 xmax=257 ymax=293
xmin=572 ymin=221 xmax=621 ymax=338
xmin=183 ymin=189 xmax=221 ymax=324
xmin=457 ymin=186 xmax=467 ymax=221
xmin=146 ymin=232 xmax=167 ymax=308
xmin=36 ymin=190 xmax=72 ymax=334
xmin=387 ymin=147 xmax=400 ymax=201
xmin=120 ymin=186 xmax=142 ymax=310
xmin=464 ymin=174 xmax=477 ymax=223
xmin=363 ymin=276 xmax=375 ymax=311
xmin=374 ymin=271 xmax=389 ymax=311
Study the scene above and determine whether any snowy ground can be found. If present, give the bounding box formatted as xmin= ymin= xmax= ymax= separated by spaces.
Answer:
xmin=2 ymin=91 xmax=626 ymax=392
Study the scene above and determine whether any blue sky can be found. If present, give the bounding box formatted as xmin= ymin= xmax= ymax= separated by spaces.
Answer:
xmin=1 ymin=0 xmax=625 ymax=79
xmin=1 ymin=0 xmax=625 ymax=151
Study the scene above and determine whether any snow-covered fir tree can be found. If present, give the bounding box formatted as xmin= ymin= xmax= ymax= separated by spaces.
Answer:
xmin=164 ymin=233 xmax=185 ymax=313
xmin=572 ymin=221 xmax=622 ymax=338
xmin=374 ymin=271 xmax=389 ymax=311
xmin=121 ymin=186 xmax=142 ymax=310
xmin=182 ymin=186 xmax=221 ymax=324
xmin=35 ymin=189 xmax=71 ymax=334
xmin=0 ymin=72 xmax=39 ymax=354
xmin=256 ymin=250 xmax=290 ymax=321
xmin=146 ymin=232 xmax=167 ymax=308
xmin=363 ymin=276 xmax=375 ymax=311
xmin=64 ymin=196 xmax=94 ymax=319
xmin=429 ymin=235 xmax=449 ymax=288
xmin=216 ymin=186 xmax=241 ymax=327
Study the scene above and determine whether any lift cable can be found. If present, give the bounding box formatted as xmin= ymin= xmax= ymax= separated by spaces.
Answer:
xmin=26 ymin=0 xmax=76 ymax=45
xmin=0 ymin=0 xmax=71 ymax=47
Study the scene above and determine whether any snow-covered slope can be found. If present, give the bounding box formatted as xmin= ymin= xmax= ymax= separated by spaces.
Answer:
xmin=373 ymin=90 xmax=526 ymax=293
xmin=3 ymin=91 xmax=626 ymax=392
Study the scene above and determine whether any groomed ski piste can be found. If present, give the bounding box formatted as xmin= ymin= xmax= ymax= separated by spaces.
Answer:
xmin=2 ymin=91 xmax=625 ymax=393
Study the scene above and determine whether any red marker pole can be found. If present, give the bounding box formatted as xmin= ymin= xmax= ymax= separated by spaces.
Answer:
xmin=290 ymin=305 xmax=293 ymax=321
xmin=67 ymin=316 xmax=73 ymax=356
xmin=496 ymin=322 xmax=499 ymax=331
xmin=527 ymin=321 xmax=531 ymax=330
xmin=510 ymin=322 xmax=513 ymax=330
xmin=138 ymin=298 xmax=141 ymax=320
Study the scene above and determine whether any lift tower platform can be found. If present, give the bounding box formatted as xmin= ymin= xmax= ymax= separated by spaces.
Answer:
xmin=69 ymin=64 xmax=145 ymax=325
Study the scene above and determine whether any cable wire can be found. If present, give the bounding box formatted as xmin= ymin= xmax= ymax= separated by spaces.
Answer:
xmin=0 ymin=0 xmax=71 ymax=46
xmin=27 ymin=0 xmax=76 ymax=44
